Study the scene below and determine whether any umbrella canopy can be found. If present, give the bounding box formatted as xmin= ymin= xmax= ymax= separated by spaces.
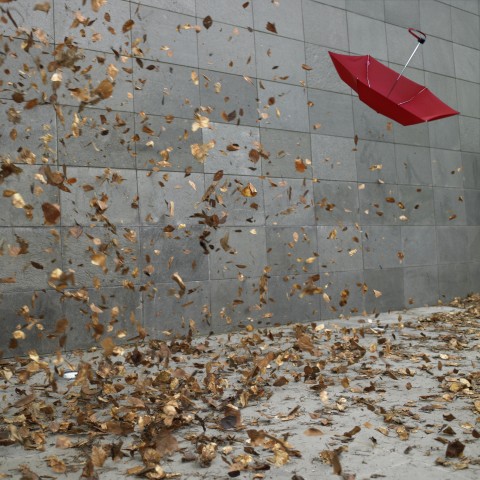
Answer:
xmin=329 ymin=52 xmax=459 ymax=126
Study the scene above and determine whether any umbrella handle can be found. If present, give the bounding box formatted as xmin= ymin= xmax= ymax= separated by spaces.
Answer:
xmin=408 ymin=28 xmax=426 ymax=44
xmin=387 ymin=29 xmax=426 ymax=98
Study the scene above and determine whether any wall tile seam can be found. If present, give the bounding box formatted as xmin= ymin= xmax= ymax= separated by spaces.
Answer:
xmin=128 ymin=0 xmax=146 ymax=327
xmin=331 ymin=0 xmax=361 ymax=281
xmin=130 ymin=2 xmax=196 ymax=21
xmin=4 ymin=13 xmax=479 ymax=54
xmin=382 ymin=14 xmax=403 ymax=205
xmin=129 ymin=1 xmax=195 ymax=18
xmin=435 ymin=0 xmax=480 ymax=16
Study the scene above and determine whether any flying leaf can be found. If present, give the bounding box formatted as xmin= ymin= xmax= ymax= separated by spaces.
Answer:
xmin=34 ymin=2 xmax=51 ymax=13
xmin=122 ymin=19 xmax=134 ymax=33
xmin=11 ymin=193 xmax=26 ymax=208
xmin=172 ymin=272 xmax=186 ymax=294
xmin=191 ymin=140 xmax=215 ymax=163
xmin=295 ymin=158 xmax=307 ymax=172
xmin=266 ymin=22 xmax=277 ymax=33
xmin=240 ymin=182 xmax=257 ymax=197
xmin=95 ymin=79 xmax=114 ymax=99
xmin=192 ymin=113 xmax=210 ymax=131
xmin=42 ymin=203 xmax=61 ymax=225
xmin=203 ymin=15 xmax=213 ymax=29
xmin=91 ymin=0 xmax=107 ymax=12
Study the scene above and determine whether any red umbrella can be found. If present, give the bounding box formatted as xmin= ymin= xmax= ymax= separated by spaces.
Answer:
xmin=329 ymin=29 xmax=459 ymax=126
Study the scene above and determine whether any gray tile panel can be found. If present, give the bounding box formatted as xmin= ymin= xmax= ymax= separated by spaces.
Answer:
xmin=199 ymin=69 xmax=259 ymax=127
xmin=258 ymin=80 xmax=310 ymax=132
xmin=263 ymin=177 xmax=315 ymax=226
xmin=302 ymin=0 xmax=349 ymax=51
xmin=403 ymin=265 xmax=439 ymax=308
xmin=314 ymin=180 xmax=360 ymax=226
xmin=266 ymin=226 xmax=318 ymax=276
xmin=260 ymin=129 xmax=313 ymax=179
xmin=255 ymin=32 xmax=306 ymax=85
xmin=312 ymin=134 xmax=358 ymax=182
xmin=395 ymin=145 xmax=432 ymax=186
xmin=317 ymin=224 xmax=364 ymax=272
xmin=253 ymin=0 xmax=305 ymax=41
xmin=131 ymin=4 xmax=198 ymax=67
xmin=198 ymin=22 xmax=256 ymax=77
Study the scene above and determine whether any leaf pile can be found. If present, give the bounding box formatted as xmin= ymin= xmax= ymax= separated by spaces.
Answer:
xmin=1 ymin=296 xmax=479 ymax=478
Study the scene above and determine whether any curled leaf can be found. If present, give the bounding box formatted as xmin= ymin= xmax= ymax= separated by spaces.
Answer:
xmin=240 ymin=182 xmax=257 ymax=197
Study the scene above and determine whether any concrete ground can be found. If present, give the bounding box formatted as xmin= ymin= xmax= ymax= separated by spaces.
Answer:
xmin=1 ymin=300 xmax=479 ymax=479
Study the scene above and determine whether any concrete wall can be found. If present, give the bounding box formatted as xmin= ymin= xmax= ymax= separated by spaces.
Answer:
xmin=1 ymin=0 xmax=479 ymax=355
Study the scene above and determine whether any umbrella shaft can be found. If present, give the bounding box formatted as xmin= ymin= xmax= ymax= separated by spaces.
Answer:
xmin=387 ymin=43 xmax=421 ymax=98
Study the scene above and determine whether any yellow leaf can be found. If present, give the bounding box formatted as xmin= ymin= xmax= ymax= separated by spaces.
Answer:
xmin=192 ymin=113 xmax=210 ymax=132
xmin=191 ymin=70 xmax=199 ymax=85
xmin=11 ymin=193 xmax=26 ymax=208
xmin=191 ymin=140 xmax=215 ymax=162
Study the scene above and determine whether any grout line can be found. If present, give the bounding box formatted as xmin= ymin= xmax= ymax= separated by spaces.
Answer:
xmin=301 ymin=0 xmax=323 ymax=299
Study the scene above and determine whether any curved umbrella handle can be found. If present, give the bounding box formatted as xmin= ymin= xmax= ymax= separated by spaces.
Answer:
xmin=408 ymin=28 xmax=426 ymax=44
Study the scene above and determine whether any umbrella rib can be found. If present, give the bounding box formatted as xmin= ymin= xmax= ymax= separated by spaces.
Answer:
xmin=366 ymin=56 xmax=371 ymax=87
xmin=398 ymin=87 xmax=427 ymax=105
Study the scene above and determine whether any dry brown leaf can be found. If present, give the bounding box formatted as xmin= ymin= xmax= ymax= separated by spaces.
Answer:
xmin=91 ymin=0 xmax=107 ymax=12
xmin=240 ymin=182 xmax=257 ymax=197
xmin=13 ymin=393 xmax=36 ymax=408
xmin=203 ymin=15 xmax=213 ymax=29
xmin=95 ymin=79 xmax=114 ymax=99
xmin=303 ymin=427 xmax=324 ymax=436
xmin=266 ymin=22 xmax=277 ymax=33
xmin=101 ymin=337 xmax=116 ymax=356
xmin=171 ymin=272 xmax=186 ymax=294
xmin=191 ymin=141 xmax=215 ymax=163
xmin=55 ymin=436 xmax=73 ymax=449
xmin=446 ymin=439 xmax=465 ymax=458
xmin=42 ymin=203 xmax=61 ymax=225
xmin=34 ymin=2 xmax=51 ymax=13
xmin=155 ymin=430 xmax=180 ymax=457
xmin=295 ymin=158 xmax=307 ymax=172
xmin=122 ymin=19 xmax=134 ymax=33
xmin=192 ymin=113 xmax=209 ymax=131
xmin=91 ymin=253 xmax=107 ymax=268
xmin=46 ymin=456 xmax=66 ymax=474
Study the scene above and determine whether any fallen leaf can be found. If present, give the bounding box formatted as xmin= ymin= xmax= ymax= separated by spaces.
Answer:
xmin=446 ymin=439 xmax=465 ymax=458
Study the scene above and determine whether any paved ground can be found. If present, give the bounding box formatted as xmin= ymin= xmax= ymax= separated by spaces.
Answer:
xmin=1 ymin=300 xmax=479 ymax=479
